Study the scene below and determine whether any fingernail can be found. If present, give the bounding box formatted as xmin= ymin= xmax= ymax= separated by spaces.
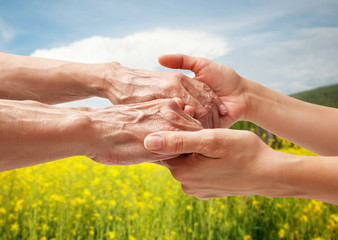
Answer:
xmin=145 ymin=135 xmax=163 ymax=151
xmin=219 ymin=104 xmax=228 ymax=115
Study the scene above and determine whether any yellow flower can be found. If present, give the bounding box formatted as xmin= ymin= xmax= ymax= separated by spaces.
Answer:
xmin=186 ymin=205 xmax=193 ymax=211
xmin=106 ymin=231 xmax=116 ymax=239
xmin=109 ymin=200 xmax=116 ymax=207
xmin=276 ymin=203 xmax=282 ymax=208
xmin=129 ymin=235 xmax=136 ymax=240
xmin=91 ymin=177 xmax=101 ymax=186
xmin=251 ymin=199 xmax=259 ymax=207
xmin=300 ymin=214 xmax=308 ymax=223
xmin=42 ymin=223 xmax=49 ymax=231
xmin=278 ymin=229 xmax=285 ymax=238
xmin=328 ymin=213 xmax=338 ymax=231
xmin=129 ymin=213 xmax=138 ymax=221
xmin=283 ymin=223 xmax=289 ymax=230
xmin=243 ymin=235 xmax=252 ymax=240
xmin=188 ymin=227 xmax=192 ymax=233
xmin=9 ymin=213 xmax=17 ymax=220
xmin=82 ymin=189 xmax=91 ymax=197
xmin=0 ymin=207 xmax=6 ymax=215
xmin=95 ymin=199 xmax=103 ymax=206
xmin=10 ymin=223 xmax=19 ymax=231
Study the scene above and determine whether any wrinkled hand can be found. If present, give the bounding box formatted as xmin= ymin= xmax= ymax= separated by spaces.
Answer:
xmin=85 ymin=98 xmax=202 ymax=165
xmin=144 ymin=129 xmax=277 ymax=199
xmin=158 ymin=54 xmax=250 ymax=127
xmin=97 ymin=63 xmax=226 ymax=128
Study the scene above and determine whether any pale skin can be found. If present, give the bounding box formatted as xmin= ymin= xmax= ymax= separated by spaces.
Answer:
xmin=144 ymin=54 xmax=338 ymax=205
xmin=0 ymin=52 xmax=216 ymax=171
xmin=0 ymin=98 xmax=201 ymax=172
xmin=0 ymin=52 xmax=226 ymax=128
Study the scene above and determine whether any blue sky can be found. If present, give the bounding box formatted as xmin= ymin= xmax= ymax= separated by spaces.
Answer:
xmin=1 ymin=0 xmax=338 ymax=107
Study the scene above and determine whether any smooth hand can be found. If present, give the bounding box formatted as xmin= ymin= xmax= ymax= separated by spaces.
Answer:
xmin=96 ymin=63 xmax=226 ymax=128
xmin=144 ymin=129 xmax=278 ymax=199
xmin=158 ymin=54 xmax=250 ymax=127
xmin=85 ymin=98 xmax=203 ymax=165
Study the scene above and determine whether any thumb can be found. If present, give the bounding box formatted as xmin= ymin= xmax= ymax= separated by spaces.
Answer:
xmin=144 ymin=130 xmax=206 ymax=155
xmin=158 ymin=54 xmax=200 ymax=72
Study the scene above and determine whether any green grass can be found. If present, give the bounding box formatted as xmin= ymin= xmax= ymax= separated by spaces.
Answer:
xmin=0 ymin=146 xmax=338 ymax=240
xmin=290 ymin=84 xmax=338 ymax=108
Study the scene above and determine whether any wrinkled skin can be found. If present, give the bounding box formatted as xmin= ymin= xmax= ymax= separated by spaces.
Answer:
xmin=87 ymin=99 xmax=203 ymax=165
xmin=100 ymin=63 xmax=224 ymax=128
xmin=158 ymin=54 xmax=249 ymax=128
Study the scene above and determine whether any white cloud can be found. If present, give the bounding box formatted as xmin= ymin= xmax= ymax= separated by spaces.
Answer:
xmin=0 ymin=19 xmax=15 ymax=43
xmin=262 ymin=28 xmax=338 ymax=93
xmin=31 ymin=28 xmax=229 ymax=70
xmin=34 ymin=28 xmax=229 ymax=108
xmin=225 ymin=27 xmax=338 ymax=94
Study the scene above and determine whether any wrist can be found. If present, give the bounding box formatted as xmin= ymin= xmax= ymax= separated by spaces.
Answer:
xmin=61 ymin=62 xmax=108 ymax=99
xmin=242 ymin=78 xmax=265 ymax=122
xmin=258 ymin=150 xmax=307 ymax=198
xmin=89 ymin=62 xmax=123 ymax=103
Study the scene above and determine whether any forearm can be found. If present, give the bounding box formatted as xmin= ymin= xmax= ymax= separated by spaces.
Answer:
xmin=267 ymin=151 xmax=338 ymax=205
xmin=0 ymin=100 xmax=92 ymax=171
xmin=245 ymin=78 xmax=338 ymax=155
xmin=0 ymin=52 xmax=111 ymax=104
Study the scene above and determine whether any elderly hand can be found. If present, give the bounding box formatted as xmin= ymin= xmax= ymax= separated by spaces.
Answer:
xmin=0 ymin=53 xmax=224 ymax=128
xmin=95 ymin=63 xmax=226 ymax=128
xmin=144 ymin=129 xmax=277 ymax=199
xmin=85 ymin=98 xmax=203 ymax=165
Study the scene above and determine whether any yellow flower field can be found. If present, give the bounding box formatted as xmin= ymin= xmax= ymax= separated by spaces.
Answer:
xmin=0 ymin=146 xmax=337 ymax=239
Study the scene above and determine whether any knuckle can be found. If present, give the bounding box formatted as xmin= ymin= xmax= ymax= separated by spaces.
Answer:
xmin=173 ymin=72 xmax=185 ymax=80
xmin=169 ymin=133 xmax=184 ymax=154
xmin=163 ymin=110 xmax=179 ymax=123
xmin=199 ymin=130 xmax=218 ymax=152
xmin=196 ymin=108 xmax=209 ymax=120
xmin=162 ymin=99 xmax=178 ymax=110
xmin=163 ymin=73 xmax=184 ymax=93
xmin=201 ymin=82 xmax=212 ymax=92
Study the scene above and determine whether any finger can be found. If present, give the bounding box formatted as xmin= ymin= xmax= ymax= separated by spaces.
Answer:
xmin=172 ymin=97 xmax=185 ymax=110
xmin=216 ymin=99 xmax=228 ymax=116
xmin=165 ymin=98 xmax=203 ymax=130
xmin=184 ymin=105 xmax=194 ymax=117
xmin=158 ymin=54 xmax=201 ymax=72
xmin=181 ymin=75 xmax=227 ymax=117
xmin=211 ymin=102 xmax=220 ymax=128
xmin=160 ymin=55 xmax=227 ymax=116
xmin=144 ymin=130 xmax=208 ymax=155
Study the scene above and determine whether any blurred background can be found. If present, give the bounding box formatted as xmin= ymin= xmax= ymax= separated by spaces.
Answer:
xmin=1 ymin=0 xmax=338 ymax=239
xmin=1 ymin=0 xmax=338 ymax=107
